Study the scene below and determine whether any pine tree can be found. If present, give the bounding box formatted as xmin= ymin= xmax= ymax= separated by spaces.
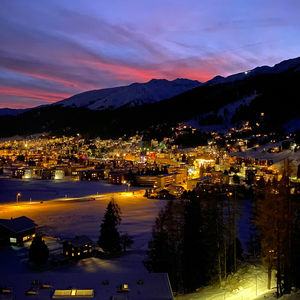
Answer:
xmin=254 ymin=172 xmax=293 ymax=295
xmin=297 ymin=164 xmax=300 ymax=179
xmin=144 ymin=200 xmax=184 ymax=291
xmin=183 ymin=195 xmax=205 ymax=292
xmin=98 ymin=199 xmax=122 ymax=254
xmin=29 ymin=235 xmax=49 ymax=265
xmin=291 ymin=212 xmax=300 ymax=288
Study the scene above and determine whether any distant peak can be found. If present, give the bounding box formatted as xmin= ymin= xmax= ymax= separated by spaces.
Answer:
xmin=148 ymin=78 xmax=168 ymax=83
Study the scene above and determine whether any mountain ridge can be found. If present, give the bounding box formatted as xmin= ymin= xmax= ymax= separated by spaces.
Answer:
xmin=54 ymin=78 xmax=201 ymax=111
xmin=1 ymin=56 xmax=300 ymax=116
xmin=1 ymin=56 xmax=300 ymax=138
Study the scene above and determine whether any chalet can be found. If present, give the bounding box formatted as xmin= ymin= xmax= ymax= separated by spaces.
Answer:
xmin=0 ymin=216 xmax=37 ymax=245
xmin=63 ymin=235 xmax=93 ymax=259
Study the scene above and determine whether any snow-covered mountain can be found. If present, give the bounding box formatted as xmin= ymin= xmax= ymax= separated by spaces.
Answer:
xmin=206 ymin=56 xmax=300 ymax=86
xmin=0 ymin=108 xmax=27 ymax=116
xmin=55 ymin=78 xmax=201 ymax=110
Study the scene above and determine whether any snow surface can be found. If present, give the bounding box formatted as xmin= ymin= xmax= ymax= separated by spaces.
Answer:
xmin=185 ymin=93 xmax=257 ymax=132
xmin=217 ymin=93 xmax=257 ymax=122
xmin=0 ymin=180 xmax=298 ymax=299
xmin=0 ymin=178 xmax=137 ymax=204
xmin=230 ymin=146 xmax=300 ymax=165
xmin=56 ymin=78 xmax=201 ymax=110
xmin=175 ymin=263 xmax=300 ymax=300
xmin=0 ymin=191 xmax=165 ymax=274
xmin=0 ymin=191 xmax=171 ymax=298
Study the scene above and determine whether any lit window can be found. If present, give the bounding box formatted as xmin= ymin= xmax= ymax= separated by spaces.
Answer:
xmin=10 ymin=237 xmax=17 ymax=243
xmin=72 ymin=253 xmax=74 ymax=257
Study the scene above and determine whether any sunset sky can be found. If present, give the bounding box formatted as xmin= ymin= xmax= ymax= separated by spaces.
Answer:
xmin=1 ymin=0 xmax=300 ymax=108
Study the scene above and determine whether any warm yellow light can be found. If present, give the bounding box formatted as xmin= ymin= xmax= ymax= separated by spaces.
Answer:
xmin=122 ymin=192 xmax=132 ymax=197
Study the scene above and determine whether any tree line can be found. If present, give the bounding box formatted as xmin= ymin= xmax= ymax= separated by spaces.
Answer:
xmin=144 ymin=185 xmax=243 ymax=293
xmin=145 ymin=176 xmax=300 ymax=297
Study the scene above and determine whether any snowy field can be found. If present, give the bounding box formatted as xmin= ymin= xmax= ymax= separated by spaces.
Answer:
xmin=0 ymin=191 xmax=165 ymax=270
xmin=0 ymin=191 xmax=167 ymax=293
xmin=0 ymin=178 xmax=136 ymax=203
xmin=1 ymin=184 xmax=298 ymax=299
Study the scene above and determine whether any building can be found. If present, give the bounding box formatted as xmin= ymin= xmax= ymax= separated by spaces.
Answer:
xmin=63 ymin=235 xmax=93 ymax=259
xmin=0 ymin=216 xmax=36 ymax=245
xmin=187 ymin=176 xmax=212 ymax=191
xmin=46 ymin=273 xmax=173 ymax=299
xmin=135 ymin=173 xmax=177 ymax=188
xmin=53 ymin=169 xmax=65 ymax=180
xmin=78 ymin=169 xmax=105 ymax=181
xmin=108 ymin=170 xmax=127 ymax=185
xmin=12 ymin=168 xmax=25 ymax=179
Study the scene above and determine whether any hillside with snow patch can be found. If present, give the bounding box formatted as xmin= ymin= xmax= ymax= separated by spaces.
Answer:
xmin=55 ymin=78 xmax=201 ymax=110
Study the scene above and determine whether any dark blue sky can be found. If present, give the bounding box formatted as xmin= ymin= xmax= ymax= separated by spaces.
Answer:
xmin=1 ymin=0 xmax=300 ymax=108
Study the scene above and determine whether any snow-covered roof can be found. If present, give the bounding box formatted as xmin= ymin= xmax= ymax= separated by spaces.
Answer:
xmin=2 ymin=273 xmax=174 ymax=300
xmin=63 ymin=235 xmax=93 ymax=247
xmin=0 ymin=216 xmax=36 ymax=233
xmin=230 ymin=147 xmax=300 ymax=164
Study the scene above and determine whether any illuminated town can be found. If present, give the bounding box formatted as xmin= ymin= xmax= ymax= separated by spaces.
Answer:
xmin=1 ymin=1 xmax=300 ymax=300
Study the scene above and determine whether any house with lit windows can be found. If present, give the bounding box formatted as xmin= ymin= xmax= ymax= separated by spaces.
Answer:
xmin=0 ymin=216 xmax=36 ymax=245
xmin=62 ymin=235 xmax=93 ymax=259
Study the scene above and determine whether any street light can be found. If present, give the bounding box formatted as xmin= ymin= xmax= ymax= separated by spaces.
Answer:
xmin=16 ymin=192 xmax=21 ymax=204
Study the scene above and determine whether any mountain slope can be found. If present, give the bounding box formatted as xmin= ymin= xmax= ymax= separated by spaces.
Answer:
xmin=206 ymin=56 xmax=300 ymax=86
xmin=1 ymin=56 xmax=300 ymax=138
xmin=55 ymin=78 xmax=201 ymax=110
xmin=0 ymin=108 xmax=26 ymax=117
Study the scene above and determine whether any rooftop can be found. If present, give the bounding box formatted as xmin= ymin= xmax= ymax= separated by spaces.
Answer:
xmin=0 ymin=216 xmax=36 ymax=233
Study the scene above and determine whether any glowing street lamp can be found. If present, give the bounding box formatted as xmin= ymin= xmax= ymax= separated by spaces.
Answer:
xmin=16 ymin=192 xmax=21 ymax=204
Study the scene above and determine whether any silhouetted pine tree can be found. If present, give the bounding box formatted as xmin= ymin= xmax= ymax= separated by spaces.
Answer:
xmin=98 ymin=199 xmax=122 ymax=254
xmin=255 ymin=171 xmax=293 ymax=296
xmin=297 ymin=164 xmax=300 ymax=179
xmin=182 ymin=195 xmax=205 ymax=292
xmin=29 ymin=235 xmax=49 ymax=265
xmin=144 ymin=200 xmax=184 ymax=291
xmin=291 ymin=211 xmax=300 ymax=288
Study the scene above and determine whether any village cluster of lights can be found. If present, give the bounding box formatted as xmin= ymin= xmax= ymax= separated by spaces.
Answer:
xmin=0 ymin=119 xmax=299 ymax=197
